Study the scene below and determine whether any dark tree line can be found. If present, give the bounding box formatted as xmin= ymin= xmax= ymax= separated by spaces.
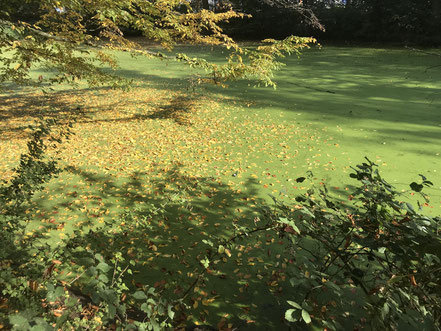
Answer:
xmin=223 ymin=0 xmax=441 ymax=45
xmin=4 ymin=0 xmax=440 ymax=45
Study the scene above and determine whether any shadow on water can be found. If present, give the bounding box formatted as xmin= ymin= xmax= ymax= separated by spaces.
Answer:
xmin=4 ymin=46 xmax=440 ymax=138
xmin=129 ymin=46 xmax=441 ymax=124
xmin=148 ymin=95 xmax=198 ymax=126
xmin=0 ymin=87 xmax=203 ymax=140
xmin=30 ymin=163 xmax=293 ymax=329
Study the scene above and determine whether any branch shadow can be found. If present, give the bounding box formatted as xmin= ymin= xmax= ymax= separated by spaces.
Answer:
xmin=29 ymin=164 xmax=294 ymax=329
xmin=148 ymin=95 xmax=197 ymax=126
xmin=0 ymin=86 xmax=204 ymax=141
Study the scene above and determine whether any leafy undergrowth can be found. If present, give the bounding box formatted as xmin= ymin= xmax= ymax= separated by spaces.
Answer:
xmin=0 ymin=84 xmax=342 ymax=329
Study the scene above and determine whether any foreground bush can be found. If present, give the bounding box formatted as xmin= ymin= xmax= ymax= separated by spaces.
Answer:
xmin=267 ymin=159 xmax=441 ymax=329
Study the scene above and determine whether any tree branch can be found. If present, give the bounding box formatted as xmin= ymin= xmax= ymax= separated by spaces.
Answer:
xmin=405 ymin=46 xmax=441 ymax=57
xmin=260 ymin=0 xmax=325 ymax=31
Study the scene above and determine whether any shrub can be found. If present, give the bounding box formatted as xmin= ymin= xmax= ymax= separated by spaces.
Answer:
xmin=266 ymin=158 xmax=441 ymax=329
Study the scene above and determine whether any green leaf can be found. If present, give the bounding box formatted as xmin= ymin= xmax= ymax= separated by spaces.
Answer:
xmin=279 ymin=218 xmax=301 ymax=233
xmin=300 ymin=208 xmax=315 ymax=219
xmin=301 ymin=309 xmax=311 ymax=324
xmin=9 ymin=315 xmax=30 ymax=329
xmin=54 ymin=286 xmax=64 ymax=298
xmin=55 ymin=313 xmax=69 ymax=328
xmin=30 ymin=324 xmax=51 ymax=331
xmin=168 ymin=305 xmax=175 ymax=319
xmin=406 ymin=203 xmax=415 ymax=213
xmin=287 ymin=300 xmax=302 ymax=309
xmin=133 ymin=291 xmax=148 ymax=300
xmin=325 ymin=281 xmax=341 ymax=294
xmin=66 ymin=297 xmax=78 ymax=308
xmin=202 ymin=239 xmax=213 ymax=247
xmin=381 ymin=302 xmax=390 ymax=320
xmin=98 ymin=273 xmax=109 ymax=283
xmin=141 ymin=302 xmax=150 ymax=313
xmin=108 ymin=304 xmax=117 ymax=319
xmin=97 ymin=262 xmax=111 ymax=273
xmin=290 ymin=222 xmax=300 ymax=234
xmin=200 ymin=258 xmax=210 ymax=269
xmin=94 ymin=253 xmax=104 ymax=261
xmin=301 ymin=301 xmax=312 ymax=311
xmin=285 ymin=309 xmax=297 ymax=322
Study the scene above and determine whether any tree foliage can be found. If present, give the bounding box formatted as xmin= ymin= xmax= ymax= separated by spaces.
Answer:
xmin=0 ymin=0 xmax=316 ymax=88
xmin=309 ymin=0 xmax=441 ymax=44
xmin=227 ymin=0 xmax=441 ymax=45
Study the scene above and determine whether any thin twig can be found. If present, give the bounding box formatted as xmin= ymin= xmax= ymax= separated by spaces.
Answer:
xmin=405 ymin=46 xmax=441 ymax=57
xmin=67 ymin=270 xmax=87 ymax=286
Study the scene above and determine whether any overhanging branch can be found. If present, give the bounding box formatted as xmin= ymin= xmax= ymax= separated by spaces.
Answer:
xmin=260 ymin=0 xmax=325 ymax=31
